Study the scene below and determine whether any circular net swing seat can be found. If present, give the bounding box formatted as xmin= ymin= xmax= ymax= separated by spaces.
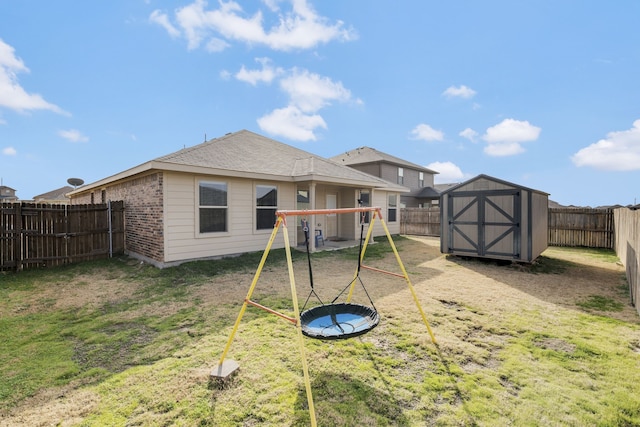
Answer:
xmin=299 ymin=214 xmax=379 ymax=340
xmin=300 ymin=302 xmax=379 ymax=340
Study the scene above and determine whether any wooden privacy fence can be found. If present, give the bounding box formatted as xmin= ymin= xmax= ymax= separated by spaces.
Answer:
xmin=400 ymin=206 xmax=614 ymax=249
xmin=0 ymin=201 xmax=124 ymax=271
xmin=547 ymin=208 xmax=614 ymax=248
xmin=613 ymin=208 xmax=640 ymax=315
xmin=400 ymin=207 xmax=440 ymax=236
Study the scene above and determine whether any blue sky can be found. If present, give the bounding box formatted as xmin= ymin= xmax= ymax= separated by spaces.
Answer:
xmin=1 ymin=1 xmax=639 ymax=207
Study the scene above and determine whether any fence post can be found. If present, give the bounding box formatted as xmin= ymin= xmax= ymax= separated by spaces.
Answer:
xmin=108 ymin=200 xmax=113 ymax=258
xmin=15 ymin=202 xmax=23 ymax=271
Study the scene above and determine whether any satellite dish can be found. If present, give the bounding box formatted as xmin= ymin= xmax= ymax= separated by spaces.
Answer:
xmin=67 ymin=178 xmax=84 ymax=188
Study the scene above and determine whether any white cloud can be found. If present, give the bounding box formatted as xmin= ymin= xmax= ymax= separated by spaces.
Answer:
xmin=2 ymin=146 xmax=17 ymax=156
xmin=204 ymin=37 xmax=230 ymax=52
xmin=154 ymin=0 xmax=356 ymax=52
xmin=257 ymin=105 xmax=326 ymax=141
xmin=442 ymin=85 xmax=476 ymax=99
xmin=482 ymin=118 xmax=541 ymax=156
xmin=426 ymin=161 xmax=466 ymax=183
xmin=58 ymin=129 xmax=89 ymax=143
xmin=459 ymin=127 xmax=478 ymax=142
xmin=235 ymin=57 xmax=283 ymax=85
xmin=256 ymin=68 xmax=353 ymax=141
xmin=571 ymin=119 xmax=640 ymax=171
xmin=280 ymin=68 xmax=352 ymax=112
xmin=484 ymin=142 xmax=525 ymax=157
xmin=0 ymin=39 xmax=67 ymax=115
xmin=409 ymin=124 xmax=444 ymax=141
xmin=149 ymin=10 xmax=181 ymax=38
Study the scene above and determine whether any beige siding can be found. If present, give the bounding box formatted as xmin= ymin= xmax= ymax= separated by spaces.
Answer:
xmin=368 ymin=190 xmax=401 ymax=236
xmin=530 ymin=191 xmax=549 ymax=260
xmin=379 ymin=163 xmax=400 ymax=185
xmin=163 ymin=172 xmax=295 ymax=263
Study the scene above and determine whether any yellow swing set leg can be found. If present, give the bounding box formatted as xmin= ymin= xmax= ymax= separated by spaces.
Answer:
xmin=213 ymin=216 xmax=284 ymax=377
xmin=282 ymin=222 xmax=318 ymax=427
xmin=347 ymin=209 xmax=437 ymax=344
xmin=212 ymin=216 xmax=318 ymax=427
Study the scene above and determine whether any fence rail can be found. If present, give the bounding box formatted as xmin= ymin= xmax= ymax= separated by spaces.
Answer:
xmin=1 ymin=201 xmax=124 ymax=271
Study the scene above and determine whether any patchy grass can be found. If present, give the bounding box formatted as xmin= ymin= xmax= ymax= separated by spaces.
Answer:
xmin=1 ymin=239 xmax=639 ymax=426
xmin=577 ymin=295 xmax=625 ymax=312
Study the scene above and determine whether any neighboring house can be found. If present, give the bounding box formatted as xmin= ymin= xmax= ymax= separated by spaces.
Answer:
xmin=33 ymin=186 xmax=73 ymax=204
xmin=330 ymin=147 xmax=439 ymax=207
xmin=0 ymin=186 xmax=18 ymax=202
xmin=68 ymin=130 xmax=408 ymax=268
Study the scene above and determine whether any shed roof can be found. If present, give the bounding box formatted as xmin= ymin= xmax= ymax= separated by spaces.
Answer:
xmin=440 ymin=174 xmax=549 ymax=196
xmin=330 ymin=146 xmax=438 ymax=174
xmin=69 ymin=130 xmax=408 ymax=195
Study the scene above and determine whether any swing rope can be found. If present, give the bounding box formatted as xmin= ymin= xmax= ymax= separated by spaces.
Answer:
xmin=328 ymin=211 xmax=376 ymax=310
xmin=300 ymin=219 xmax=324 ymax=312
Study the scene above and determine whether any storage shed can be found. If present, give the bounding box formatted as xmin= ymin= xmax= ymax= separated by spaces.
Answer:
xmin=440 ymin=174 xmax=549 ymax=263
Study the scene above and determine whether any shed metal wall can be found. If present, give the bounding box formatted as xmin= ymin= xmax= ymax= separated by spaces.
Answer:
xmin=440 ymin=175 xmax=548 ymax=263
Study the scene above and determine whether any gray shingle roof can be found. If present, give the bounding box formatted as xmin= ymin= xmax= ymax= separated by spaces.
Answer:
xmin=33 ymin=186 xmax=73 ymax=200
xmin=155 ymin=130 xmax=407 ymax=190
xmin=330 ymin=146 xmax=438 ymax=174
xmin=70 ymin=130 xmax=410 ymax=194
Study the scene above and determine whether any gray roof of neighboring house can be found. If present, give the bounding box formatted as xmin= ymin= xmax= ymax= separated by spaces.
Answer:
xmin=434 ymin=183 xmax=460 ymax=193
xmin=329 ymin=146 xmax=439 ymax=174
xmin=412 ymin=186 xmax=441 ymax=199
xmin=70 ymin=130 xmax=409 ymax=195
xmin=33 ymin=186 xmax=73 ymax=200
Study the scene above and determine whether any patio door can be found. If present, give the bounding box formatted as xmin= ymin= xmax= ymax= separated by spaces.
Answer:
xmin=326 ymin=194 xmax=337 ymax=239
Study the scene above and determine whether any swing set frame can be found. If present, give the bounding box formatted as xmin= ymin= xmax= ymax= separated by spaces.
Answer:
xmin=212 ymin=206 xmax=436 ymax=427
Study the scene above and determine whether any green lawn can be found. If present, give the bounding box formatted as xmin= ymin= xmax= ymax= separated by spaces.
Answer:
xmin=1 ymin=239 xmax=639 ymax=426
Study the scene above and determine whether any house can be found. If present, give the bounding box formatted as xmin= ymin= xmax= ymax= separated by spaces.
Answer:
xmin=68 ymin=130 xmax=408 ymax=268
xmin=439 ymin=174 xmax=549 ymax=263
xmin=329 ymin=147 xmax=439 ymax=207
xmin=33 ymin=186 xmax=73 ymax=204
xmin=0 ymin=185 xmax=18 ymax=202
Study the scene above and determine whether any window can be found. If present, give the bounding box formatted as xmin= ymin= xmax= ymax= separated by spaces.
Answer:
xmin=199 ymin=181 xmax=227 ymax=233
xmin=256 ymin=184 xmax=277 ymax=230
xmin=359 ymin=190 xmax=370 ymax=223
xmin=388 ymin=194 xmax=397 ymax=222
xmin=397 ymin=167 xmax=404 ymax=185
xmin=419 ymin=172 xmax=424 ymax=188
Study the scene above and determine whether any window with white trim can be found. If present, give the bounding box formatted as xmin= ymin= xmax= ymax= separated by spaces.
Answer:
xmin=199 ymin=181 xmax=227 ymax=233
xmin=388 ymin=194 xmax=398 ymax=222
xmin=419 ymin=172 xmax=424 ymax=187
xmin=397 ymin=167 xmax=404 ymax=185
xmin=256 ymin=184 xmax=277 ymax=230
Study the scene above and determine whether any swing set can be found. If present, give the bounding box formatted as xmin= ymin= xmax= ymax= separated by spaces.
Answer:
xmin=212 ymin=206 xmax=436 ymax=426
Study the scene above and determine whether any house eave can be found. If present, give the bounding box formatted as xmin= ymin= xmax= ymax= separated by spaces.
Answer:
xmin=67 ymin=160 xmax=409 ymax=197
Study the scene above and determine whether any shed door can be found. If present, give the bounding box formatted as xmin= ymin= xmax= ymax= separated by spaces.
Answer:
xmin=447 ymin=190 xmax=521 ymax=258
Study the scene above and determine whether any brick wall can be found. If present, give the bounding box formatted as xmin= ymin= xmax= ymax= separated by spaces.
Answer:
xmin=72 ymin=172 xmax=165 ymax=263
